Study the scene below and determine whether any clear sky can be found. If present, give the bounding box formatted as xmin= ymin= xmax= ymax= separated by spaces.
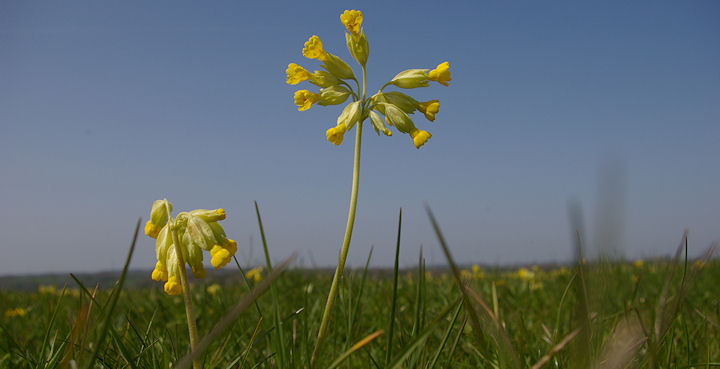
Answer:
xmin=1 ymin=1 xmax=718 ymax=275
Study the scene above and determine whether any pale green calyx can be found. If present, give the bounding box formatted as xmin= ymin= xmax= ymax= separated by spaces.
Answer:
xmin=372 ymin=91 xmax=418 ymax=114
xmin=319 ymin=85 xmax=352 ymax=106
xmin=388 ymin=69 xmax=430 ymax=89
xmin=368 ymin=111 xmax=392 ymax=136
xmin=322 ymin=53 xmax=356 ymax=80
xmin=381 ymin=103 xmax=416 ymax=133
xmin=337 ymin=101 xmax=363 ymax=130
xmin=309 ymin=70 xmax=342 ymax=88
xmin=346 ymin=29 xmax=369 ymax=66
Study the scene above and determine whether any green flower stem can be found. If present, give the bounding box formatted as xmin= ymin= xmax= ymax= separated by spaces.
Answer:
xmin=165 ymin=205 xmax=200 ymax=369
xmin=312 ymin=66 xmax=367 ymax=366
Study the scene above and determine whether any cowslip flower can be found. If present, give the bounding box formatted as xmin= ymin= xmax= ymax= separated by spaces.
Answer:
xmin=294 ymin=90 xmax=320 ymax=111
xmin=409 ymin=128 xmax=431 ymax=149
xmin=145 ymin=200 xmax=237 ymax=295
xmin=286 ymin=63 xmax=312 ymax=85
xmin=340 ymin=10 xmax=363 ymax=36
xmin=428 ymin=62 xmax=452 ymax=86
xmin=206 ymin=283 xmax=221 ymax=297
xmin=417 ymin=100 xmax=440 ymax=122
xmin=303 ymin=35 xmax=327 ymax=60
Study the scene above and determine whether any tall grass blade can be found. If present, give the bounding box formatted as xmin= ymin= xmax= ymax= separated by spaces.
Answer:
xmin=568 ymin=201 xmax=592 ymax=368
xmin=426 ymin=299 xmax=463 ymax=369
xmin=83 ymin=218 xmax=140 ymax=369
xmin=529 ymin=328 xmax=581 ymax=369
xmin=254 ymin=200 xmax=287 ymax=368
xmin=385 ymin=208 xmax=402 ymax=366
xmin=424 ymin=205 xmax=495 ymax=362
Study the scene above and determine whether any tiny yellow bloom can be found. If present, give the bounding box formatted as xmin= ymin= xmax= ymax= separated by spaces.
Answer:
xmin=38 ymin=285 xmax=57 ymax=295
xmin=303 ymin=35 xmax=327 ymax=61
xmin=409 ymin=128 xmax=431 ymax=149
xmin=210 ymin=245 xmax=232 ymax=269
xmin=633 ymin=259 xmax=644 ymax=268
xmin=340 ymin=10 xmax=363 ymax=36
xmin=294 ymin=90 xmax=320 ymax=111
xmin=427 ymin=62 xmax=451 ymax=86
xmin=164 ymin=276 xmax=182 ymax=296
xmin=516 ymin=268 xmax=535 ymax=281
xmin=326 ymin=124 xmax=347 ymax=145
xmin=246 ymin=265 xmax=264 ymax=283
xmin=4 ymin=307 xmax=27 ymax=318
xmin=207 ymin=283 xmax=221 ymax=296
xmin=417 ymin=100 xmax=439 ymax=122
xmin=286 ymin=63 xmax=312 ymax=85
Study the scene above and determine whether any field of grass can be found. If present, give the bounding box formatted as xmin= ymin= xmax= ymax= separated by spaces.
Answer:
xmin=1 ymin=224 xmax=718 ymax=369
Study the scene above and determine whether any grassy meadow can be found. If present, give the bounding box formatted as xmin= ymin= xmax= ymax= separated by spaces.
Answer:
xmin=1 ymin=219 xmax=718 ymax=369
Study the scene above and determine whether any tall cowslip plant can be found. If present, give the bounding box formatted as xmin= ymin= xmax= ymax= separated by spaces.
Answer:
xmin=285 ymin=9 xmax=451 ymax=364
xmin=144 ymin=199 xmax=238 ymax=369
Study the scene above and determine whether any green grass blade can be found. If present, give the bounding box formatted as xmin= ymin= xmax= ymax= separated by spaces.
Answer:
xmin=35 ymin=289 xmax=66 ymax=369
xmin=386 ymin=298 xmax=460 ymax=369
xmin=385 ymin=208 xmax=402 ymax=366
xmin=83 ymin=218 xmax=140 ymax=369
xmin=254 ymin=200 xmax=287 ymax=369
xmin=426 ymin=300 xmax=463 ymax=369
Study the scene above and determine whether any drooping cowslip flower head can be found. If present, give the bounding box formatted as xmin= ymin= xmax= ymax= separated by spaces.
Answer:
xmin=340 ymin=10 xmax=363 ymax=36
xmin=303 ymin=35 xmax=327 ymax=61
xmin=294 ymin=90 xmax=320 ymax=111
xmin=428 ymin=62 xmax=451 ymax=86
xmin=286 ymin=63 xmax=312 ymax=85
xmin=145 ymin=199 xmax=172 ymax=239
xmin=145 ymin=200 xmax=237 ymax=295
xmin=286 ymin=10 xmax=450 ymax=149
xmin=417 ymin=100 xmax=440 ymax=122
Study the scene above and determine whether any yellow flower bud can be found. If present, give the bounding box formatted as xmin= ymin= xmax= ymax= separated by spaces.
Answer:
xmin=164 ymin=276 xmax=182 ymax=295
xmin=210 ymin=245 xmax=232 ymax=269
xmin=417 ymin=100 xmax=440 ymax=122
xmin=151 ymin=261 xmax=168 ymax=281
xmin=427 ymin=62 xmax=451 ymax=86
xmin=286 ymin=63 xmax=312 ymax=85
xmin=326 ymin=124 xmax=347 ymax=145
xmin=294 ymin=90 xmax=320 ymax=111
xmin=302 ymin=35 xmax=327 ymax=61
xmin=189 ymin=208 xmax=226 ymax=222
xmin=340 ymin=10 xmax=363 ymax=36
xmin=145 ymin=199 xmax=172 ymax=238
xmin=409 ymin=128 xmax=431 ymax=149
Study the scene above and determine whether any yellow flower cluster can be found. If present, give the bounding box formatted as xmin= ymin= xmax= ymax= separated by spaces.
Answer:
xmin=144 ymin=199 xmax=237 ymax=295
xmin=5 ymin=307 xmax=27 ymax=318
xmin=246 ymin=265 xmax=264 ymax=283
xmin=286 ymin=9 xmax=451 ymax=149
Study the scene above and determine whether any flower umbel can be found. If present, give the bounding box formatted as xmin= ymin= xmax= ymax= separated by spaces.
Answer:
xmin=145 ymin=199 xmax=237 ymax=295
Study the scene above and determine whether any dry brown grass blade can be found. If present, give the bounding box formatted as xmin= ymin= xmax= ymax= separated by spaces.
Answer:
xmin=59 ymin=304 xmax=90 ymax=369
xmin=463 ymin=285 xmax=521 ymax=368
xmin=173 ymin=253 xmax=296 ymax=369
xmin=529 ymin=328 xmax=581 ymax=369
xmin=592 ymin=316 xmax=646 ymax=369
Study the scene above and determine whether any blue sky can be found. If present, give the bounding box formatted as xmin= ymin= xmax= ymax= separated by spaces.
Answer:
xmin=1 ymin=1 xmax=718 ymax=275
